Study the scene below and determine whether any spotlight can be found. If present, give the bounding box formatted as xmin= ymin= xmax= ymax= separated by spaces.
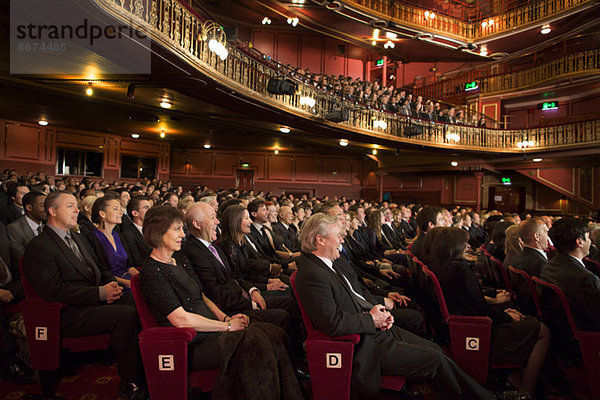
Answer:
xmin=127 ymin=84 xmax=135 ymax=99
xmin=339 ymin=139 xmax=349 ymax=147
xmin=533 ymin=158 xmax=543 ymax=162
xmin=38 ymin=119 xmax=48 ymax=126
xmin=204 ymin=144 xmax=211 ymax=149
xmin=451 ymin=161 xmax=458 ymax=167
xmin=279 ymin=127 xmax=291 ymax=134
xmin=541 ymin=24 xmax=551 ymax=34
xmin=131 ymin=133 xmax=140 ymax=139
xmin=160 ymin=130 xmax=166 ymax=138
xmin=160 ymin=99 xmax=172 ymax=109
xmin=86 ymin=83 xmax=93 ymax=96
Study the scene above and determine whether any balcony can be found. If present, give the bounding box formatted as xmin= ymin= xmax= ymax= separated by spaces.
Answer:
xmin=92 ymin=0 xmax=600 ymax=154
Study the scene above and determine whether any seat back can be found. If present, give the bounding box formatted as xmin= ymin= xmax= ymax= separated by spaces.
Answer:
xmin=507 ymin=266 xmax=541 ymax=316
xmin=532 ymin=277 xmax=600 ymax=399
xmin=130 ymin=274 xmax=159 ymax=330
xmin=419 ymin=263 xmax=450 ymax=321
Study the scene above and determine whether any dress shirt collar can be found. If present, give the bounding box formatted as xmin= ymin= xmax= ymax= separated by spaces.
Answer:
xmin=252 ymin=222 xmax=263 ymax=232
xmin=569 ymin=255 xmax=586 ymax=269
xmin=385 ymin=221 xmax=393 ymax=228
xmin=25 ymin=215 xmax=42 ymax=235
xmin=281 ymin=222 xmax=289 ymax=230
xmin=533 ymin=247 xmax=548 ymax=260
xmin=46 ymin=223 xmax=69 ymax=243
xmin=133 ymin=222 xmax=143 ymax=235
xmin=195 ymin=236 xmax=212 ymax=249
xmin=316 ymin=255 xmax=334 ymax=270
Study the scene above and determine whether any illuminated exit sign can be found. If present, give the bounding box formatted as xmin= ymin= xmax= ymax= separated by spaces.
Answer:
xmin=464 ymin=81 xmax=478 ymax=91
xmin=376 ymin=59 xmax=384 ymax=66
xmin=541 ymin=101 xmax=558 ymax=110
xmin=502 ymin=177 xmax=511 ymax=185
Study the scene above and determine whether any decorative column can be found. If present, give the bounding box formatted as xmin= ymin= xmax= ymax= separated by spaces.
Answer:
xmin=474 ymin=172 xmax=485 ymax=211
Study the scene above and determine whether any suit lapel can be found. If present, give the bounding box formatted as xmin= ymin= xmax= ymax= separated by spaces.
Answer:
xmin=72 ymin=232 xmax=101 ymax=283
xmin=19 ymin=217 xmax=36 ymax=242
xmin=44 ymin=228 xmax=97 ymax=283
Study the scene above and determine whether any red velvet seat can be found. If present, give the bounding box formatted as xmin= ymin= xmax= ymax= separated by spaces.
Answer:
xmin=532 ymin=277 xmax=600 ymax=399
xmin=583 ymin=257 xmax=600 ymax=278
xmin=482 ymin=249 xmax=515 ymax=297
xmin=130 ymin=274 xmax=218 ymax=400
xmin=19 ymin=261 xmax=111 ymax=397
xmin=417 ymin=257 xmax=521 ymax=384
xmin=507 ymin=266 xmax=542 ymax=316
xmin=289 ymin=270 xmax=406 ymax=400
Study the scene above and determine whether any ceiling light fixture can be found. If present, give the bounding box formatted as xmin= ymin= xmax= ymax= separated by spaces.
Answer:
xmin=85 ymin=83 xmax=93 ymax=96
xmin=372 ymin=149 xmax=378 ymax=155
xmin=533 ymin=158 xmax=543 ymax=162
xmin=274 ymin=148 xmax=279 ymax=155
xmin=204 ymin=144 xmax=211 ymax=149
xmin=160 ymin=130 xmax=166 ymax=138
xmin=38 ymin=119 xmax=48 ymax=126
xmin=384 ymin=40 xmax=395 ymax=49
xmin=287 ymin=17 xmax=299 ymax=27
xmin=261 ymin=17 xmax=271 ymax=25
xmin=541 ymin=24 xmax=551 ymax=34
xmin=339 ymin=139 xmax=349 ymax=147
xmin=160 ymin=99 xmax=172 ymax=109
xmin=373 ymin=29 xmax=380 ymax=39
xmin=451 ymin=161 xmax=458 ymax=167
xmin=371 ymin=40 xmax=377 ymax=46
xmin=279 ymin=127 xmax=291 ymax=134
xmin=385 ymin=32 xmax=397 ymax=39
xmin=131 ymin=133 xmax=140 ymax=139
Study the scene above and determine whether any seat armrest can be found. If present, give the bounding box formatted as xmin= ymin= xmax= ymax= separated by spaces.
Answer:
xmin=308 ymin=331 xmax=360 ymax=344
xmin=138 ymin=327 xmax=196 ymax=342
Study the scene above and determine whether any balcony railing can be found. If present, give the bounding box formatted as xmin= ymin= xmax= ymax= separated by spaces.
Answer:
xmin=414 ymin=49 xmax=600 ymax=99
xmin=94 ymin=0 xmax=600 ymax=153
xmin=346 ymin=0 xmax=594 ymax=40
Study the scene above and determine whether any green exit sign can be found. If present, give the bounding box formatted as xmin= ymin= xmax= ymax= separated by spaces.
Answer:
xmin=502 ymin=177 xmax=511 ymax=184
xmin=541 ymin=101 xmax=558 ymax=110
xmin=376 ymin=59 xmax=384 ymax=66
xmin=241 ymin=163 xmax=250 ymax=168
xmin=464 ymin=81 xmax=479 ymax=91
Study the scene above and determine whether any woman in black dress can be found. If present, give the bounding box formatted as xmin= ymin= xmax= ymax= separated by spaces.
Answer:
xmin=429 ymin=227 xmax=550 ymax=397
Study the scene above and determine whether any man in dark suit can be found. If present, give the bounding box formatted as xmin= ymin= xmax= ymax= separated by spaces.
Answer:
xmin=0 ymin=183 xmax=29 ymax=226
xmin=513 ymin=218 xmax=549 ymax=277
xmin=22 ymin=191 xmax=148 ymax=400
xmin=382 ymin=208 xmax=407 ymax=250
xmin=411 ymin=206 xmax=444 ymax=259
xmin=272 ymin=205 xmax=300 ymax=253
xmin=398 ymin=205 xmax=416 ymax=239
xmin=469 ymin=212 xmax=486 ymax=249
xmin=541 ymin=217 xmax=600 ymax=331
xmin=7 ymin=191 xmax=46 ymax=270
xmin=182 ymin=203 xmax=291 ymax=327
xmin=120 ymin=196 xmax=152 ymax=269
xmin=295 ymin=214 xmax=493 ymax=399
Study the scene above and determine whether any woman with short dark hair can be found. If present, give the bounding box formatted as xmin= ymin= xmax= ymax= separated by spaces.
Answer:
xmin=429 ymin=227 xmax=550 ymax=397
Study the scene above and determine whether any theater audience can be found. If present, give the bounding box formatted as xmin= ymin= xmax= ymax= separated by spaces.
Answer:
xmin=22 ymin=190 xmax=147 ymax=400
xmin=541 ymin=217 xmax=600 ymax=331
xmin=487 ymin=221 xmax=515 ymax=263
xmin=139 ymin=205 xmax=303 ymax=399
xmin=77 ymin=195 xmax=98 ymax=237
xmin=429 ymin=227 xmax=550 ymax=397
xmin=0 ymin=183 xmax=29 ymax=225
xmin=513 ymin=218 xmax=549 ymax=278
xmin=411 ymin=206 xmax=445 ymax=259
xmin=120 ymin=196 xmax=152 ymax=269
xmin=503 ymin=225 xmax=523 ymax=270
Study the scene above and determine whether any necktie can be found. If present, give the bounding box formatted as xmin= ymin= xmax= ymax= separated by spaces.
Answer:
xmin=37 ymin=224 xmax=43 ymax=235
xmin=263 ymin=228 xmax=276 ymax=249
xmin=341 ymin=245 xmax=351 ymax=263
xmin=65 ymin=232 xmax=84 ymax=262
xmin=332 ymin=263 xmax=373 ymax=311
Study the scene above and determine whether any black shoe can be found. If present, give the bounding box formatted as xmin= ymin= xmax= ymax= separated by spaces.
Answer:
xmin=0 ymin=359 xmax=37 ymax=385
xmin=295 ymin=367 xmax=310 ymax=381
xmin=493 ymin=390 xmax=531 ymax=400
xmin=119 ymin=380 xmax=150 ymax=400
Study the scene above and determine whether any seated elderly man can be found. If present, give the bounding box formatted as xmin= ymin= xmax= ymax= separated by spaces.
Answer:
xmin=295 ymin=213 xmax=496 ymax=399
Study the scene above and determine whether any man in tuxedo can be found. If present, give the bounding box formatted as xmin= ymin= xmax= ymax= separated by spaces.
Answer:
xmin=0 ymin=183 xmax=29 ymax=226
xmin=398 ymin=205 xmax=416 ymax=239
xmin=182 ymin=203 xmax=292 ymax=327
xmin=7 ymin=191 xmax=46 ymax=270
xmin=120 ymin=196 xmax=152 ymax=269
xmin=469 ymin=212 xmax=486 ymax=249
xmin=513 ymin=218 xmax=549 ymax=277
xmin=411 ymin=206 xmax=444 ymax=259
xmin=22 ymin=191 xmax=148 ymax=400
xmin=295 ymin=214 xmax=493 ymax=399
xmin=382 ymin=207 xmax=407 ymax=250
xmin=272 ymin=205 xmax=300 ymax=253
xmin=541 ymin=217 xmax=600 ymax=331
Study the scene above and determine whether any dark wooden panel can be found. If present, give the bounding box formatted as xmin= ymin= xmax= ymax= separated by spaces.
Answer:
xmin=294 ymin=156 xmax=319 ymax=182
xmin=454 ymin=175 xmax=477 ymax=204
xmin=121 ymin=139 xmax=160 ymax=155
xmin=189 ymin=151 xmax=212 ymax=176
xmin=320 ymin=157 xmax=350 ymax=183
xmin=170 ymin=150 xmax=188 ymax=174
xmin=57 ymin=131 xmax=104 ymax=148
xmin=267 ymin=155 xmax=293 ymax=180
xmin=214 ymin=153 xmax=237 ymax=176
xmin=105 ymin=137 xmax=119 ymax=168
xmin=5 ymin=123 xmax=40 ymax=160
xmin=159 ymin=144 xmax=170 ymax=173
